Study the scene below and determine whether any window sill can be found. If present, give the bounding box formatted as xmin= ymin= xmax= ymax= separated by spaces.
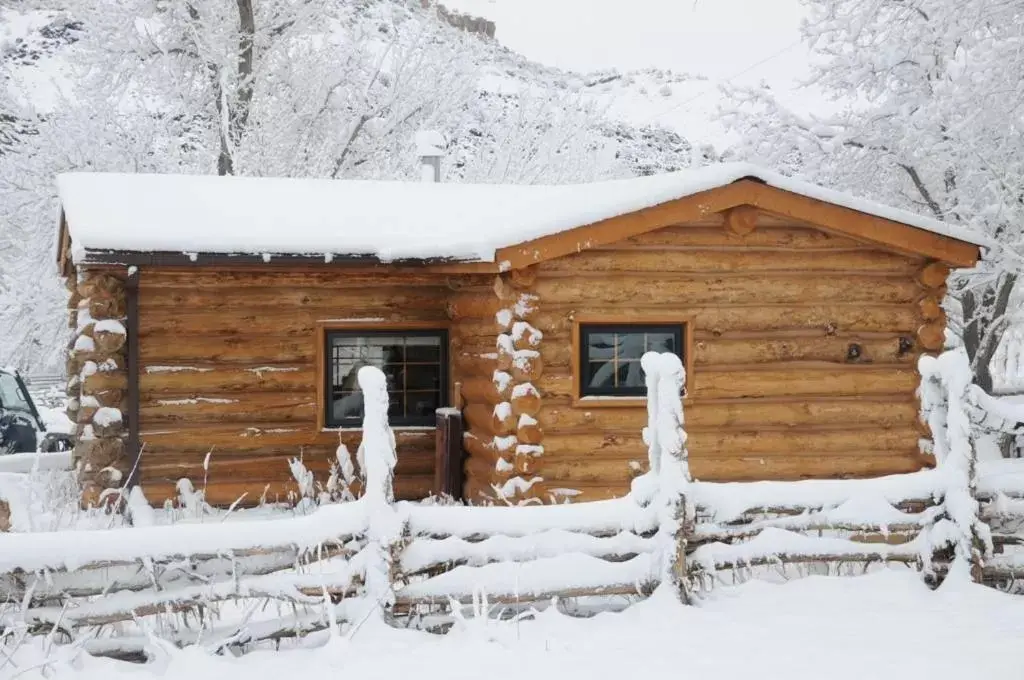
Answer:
xmin=572 ymin=396 xmax=647 ymax=408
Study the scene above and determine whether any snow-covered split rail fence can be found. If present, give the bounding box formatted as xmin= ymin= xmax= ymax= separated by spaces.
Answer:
xmin=0 ymin=360 xmax=697 ymax=652
xmin=394 ymin=498 xmax=662 ymax=610
xmin=0 ymin=497 xmax=370 ymax=633
xmin=684 ymin=348 xmax=1012 ymax=591
xmin=0 ymin=367 xmax=406 ymax=651
xmin=5 ymin=353 xmax=1023 ymax=657
xmin=686 ymin=472 xmax=944 ymax=588
xmin=976 ymin=459 xmax=1024 ymax=592
xmin=392 ymin=352 xmax=695 ymax=611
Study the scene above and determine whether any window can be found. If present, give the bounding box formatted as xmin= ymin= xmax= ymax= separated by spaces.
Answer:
xmin=578 ymin=323 xmax=686 ymax=398
xmin=323 ymin=329 xmax=448 ymax=428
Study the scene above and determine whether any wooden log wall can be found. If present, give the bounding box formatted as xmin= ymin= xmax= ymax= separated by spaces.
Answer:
xmin=134 ymin=269 xmax=452 ymax=506
xmin=449 ymin=270 xmax=545 ymax=503
xmin=67 ymin=271 xmax=131 ymax=507
xmin=516 ymin=210 xmax=944 ymax=502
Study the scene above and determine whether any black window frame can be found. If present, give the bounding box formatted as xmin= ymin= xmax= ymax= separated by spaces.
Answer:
xmin=323 ymin=328 xmax=449 ymax=428
xmin=578 ymin=323 xmax=686 ymax=398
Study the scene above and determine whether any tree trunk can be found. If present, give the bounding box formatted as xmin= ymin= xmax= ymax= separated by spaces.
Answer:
xmin=214 ymin=75 xmax=234 ymax=176
xmin=234 ymin=0 xmax=255 ymax=140
xmin=961 ymin=273 xmax=1016 ymax=394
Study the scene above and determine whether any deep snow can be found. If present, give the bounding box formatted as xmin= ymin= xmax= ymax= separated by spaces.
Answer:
xmin=7 ymin=571 xmax=1023 ymax=679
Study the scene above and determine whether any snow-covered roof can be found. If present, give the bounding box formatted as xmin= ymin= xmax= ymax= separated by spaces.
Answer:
xmin=56 ymin=162 xmax=990 ymax=266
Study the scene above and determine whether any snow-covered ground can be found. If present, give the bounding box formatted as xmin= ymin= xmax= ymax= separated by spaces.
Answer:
xmin=6 ymin=571 xmax=1023 ymax=679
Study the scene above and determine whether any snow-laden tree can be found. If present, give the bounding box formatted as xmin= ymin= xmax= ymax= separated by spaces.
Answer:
xmin=0 ymin=1 xmax=651 ymax=372
xmin=67 ymin=0 xmax=619 ymax=183
xmin=722 ymin=0 xmax=1024 ymax=392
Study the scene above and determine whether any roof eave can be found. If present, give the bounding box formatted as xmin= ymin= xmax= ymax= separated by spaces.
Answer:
xmin=75 ymin=249 xmax=501 ymax=274
xmin=495 ymin=180 xmax=983 ymax=270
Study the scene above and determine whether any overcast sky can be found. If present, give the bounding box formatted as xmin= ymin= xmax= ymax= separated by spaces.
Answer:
xmin=445 ymin=0 xmax=811 ymax=87
xmin=444 ymin=0 xmax=820 ymax=148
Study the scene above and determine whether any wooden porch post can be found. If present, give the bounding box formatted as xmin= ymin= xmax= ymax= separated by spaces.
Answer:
xmin=434 ymin=408 xmax=464 ymax=501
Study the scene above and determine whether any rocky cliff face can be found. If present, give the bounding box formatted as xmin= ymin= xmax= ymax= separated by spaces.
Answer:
xmin=423 ymin=1 xmax=496 ymax=39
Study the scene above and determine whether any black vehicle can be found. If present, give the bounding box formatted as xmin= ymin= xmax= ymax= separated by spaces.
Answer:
xmin=0 ymin=368 xmax=74 ymax=454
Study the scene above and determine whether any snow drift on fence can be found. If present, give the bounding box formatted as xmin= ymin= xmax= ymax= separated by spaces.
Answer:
xmin=0 ymin=500 xmax=367 ymax=572
xmin=404 ymin=498 xmax=659 ymax=538
xmin=691 ymin=469 xmax=945 ymax=522
xmin=397 ymin=552 xmax=659 ymax=603
xmin=978 ymin=459 xmax=1024 ymax=498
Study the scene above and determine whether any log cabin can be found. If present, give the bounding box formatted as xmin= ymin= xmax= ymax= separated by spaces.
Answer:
xmin=54 ymin=163 xmax=988 ymax=507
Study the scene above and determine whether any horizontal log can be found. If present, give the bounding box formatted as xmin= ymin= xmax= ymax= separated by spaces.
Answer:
xmin=917 ymin=322 xmax=945 ymax=351
xmin=462 ymin=477 xmax=506 ymax=503
xmin=446 ymin=293 xmax=504 ymax=321
xmin=454 ymin=352 xmax=512 ymax=377
xmin=140 ymin=448 xmax=434 ymax=483
xmin=78 ymin=273 xmax=124 ymax=297
xmin=139 ymin=270 xmax=453 ymax=289
xmin=511 ymin=388 xmax=542 ymax=417
xmin=462 ymin=431 xmax=512 ymax=465
xmin=140 ymin=365 xmax=315 ymax=393
xmin=917 ymin=295 xmax=944 ymax=321
xmin=82 ymin=371 xmax=128 ymax=394
xmin=517 ymin=420 xmax=544 ymax=445
xmin=138 ymin=424 xmax=434 ymax=453
xmin=534 ymin=249 xmax=921 ymax=274
xmin=537 ymin=366 xmax=920 ymax=400
xmin=505 ymin=268 xmax=537 ymax=290
xmin=141 ymin=287 xmax=446 ymax=312
xmin=622 ymin=225 xmax=870 ymax=250
xmin=529 ymin=304 xmax=921 ymax=337
xmin=141 ymin=335 xmax=317 ymax=364
xmin=917 ymin=262 xmax=950 ymax=289
xmin=698 ymin=551 xmax=921 ymax=572
xmin=527 ymin=482 xmax=628 ymax=504
xmin=537 ymin=397 xmax=921 ymax=432
xmin=690 ymin=454 xmax=931 ymax=482
xmin=538 ymin=427 xmax=923 ymax=458
xmin=142 ymin=475 xmax=433 ymax=506
xmin=510 ymin=353 xmax=544 ymax=382
xmin=140 ymin=392 xmax=317 ymax=423
xmin=527 ymin=453 xmax=931 ymax=493
xmin=538 ymin=335 xmax=919 ymax=368
xmin=140 ymin=309 xmax=448 ymax=337
xmin=537 ymin=457 xmax=645 ymax=484
xmin=533 ymin=274 xmax=922 ymax=306
xmin=462 ymin=403 xmax=515 ymax=437
xmin=394 ymin=582 xmax=654 ymax=608
xmin=691 ymin=523 xmax=925 ymax=546
xmin=459 ymin=377 xmax=511 ymax=406
xmin=450 ymin=336 xmax=504 ymax=357
xmin=463 ymin=455 xmax=513 ymax=487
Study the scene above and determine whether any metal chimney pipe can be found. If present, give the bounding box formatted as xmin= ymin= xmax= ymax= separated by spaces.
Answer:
xmin=415 ymin=130 xmax=445 ymax=183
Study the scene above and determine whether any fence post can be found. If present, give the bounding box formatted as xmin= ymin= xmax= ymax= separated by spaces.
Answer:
xmin=434 ymin=408 xmax=464 ymax=500
xmin=918 ymin=350 xmax=989 ymax=585
xmin=641 ymin=351 xmax=693 ymax=603
xmin=356 ymin=366 xmax=403 ymax=624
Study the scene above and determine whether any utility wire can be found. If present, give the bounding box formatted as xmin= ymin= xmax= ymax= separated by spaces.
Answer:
xmin=642 ymin=37 xmax=804 ymax=125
